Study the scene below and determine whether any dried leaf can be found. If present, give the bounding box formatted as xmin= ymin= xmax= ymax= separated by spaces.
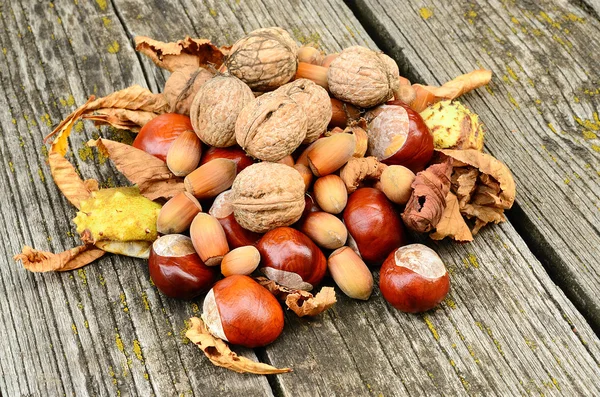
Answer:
xmin=411 ymin=70 xmax=492 ymax=112
xmin=430 ymin=192 xmax=473 ymax=242
xmin=135 ymin=36 xmax=229 ymax=72
xmin=46 ymin=86 xmax=169 ymax=155
xmin=82 ymin=108 xmax=159 ymax=132
xmin=256 ymin=277 xmax=336 ymax=317
xmin=401 ymin=160 xmax=452 ymax=233
xmin=48 ymin=152 xmax=95 ymax=209
xmin=440 ymin=149 xmax=515 ymax=210
xmin=88 ymin=138 xmax=184 ymax=200
xmin=95 ymin=240 xmax=152 ymax=259
xmin=339 ymin=156 xmax=387 ymax=193
xmin=451 ymin=167 xmax=479 ymax=208
xmin=14 ymin=245 xmax=105 ymax=273
xmin=185 ymin=317 xmax=291 ymax=375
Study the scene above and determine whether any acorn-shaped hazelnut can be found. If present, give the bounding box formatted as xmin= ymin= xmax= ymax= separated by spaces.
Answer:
xmin=202 ymin=275 xmax=284 ymax=348
xmin=184 ymin=158 xmax=237 ymax=199
xmin=380 ymin=244 xmax=450 ymax=313
xmin=365 ymin=100 xmax=434 ymax=172
xmin=166 ymin=130 xmax=202 ymax=177
xmin=313 ymin=175 xmax=348 ymax=214
xmin=221 ymin=246 xmax=261 ymax=277
xmin=257 ymin=227 xmax=327 ymax=291
xmin=148 ymin=234 xmax=217 ymax=300
xmin=379 ymin=165 xmax=415 ymax=205
xmin=156 ymin=192 xmax=202 ymax=235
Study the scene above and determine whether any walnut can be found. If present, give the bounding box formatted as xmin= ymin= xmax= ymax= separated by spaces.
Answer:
xmin=231 ymin=162 xmax=305 ymax=233
xmin=163 ymin=66 xmax=213 ymax=115
xmin=190 ymin=75 xmax=254 ymax=147
xmin=225 ymin=27 xmax=298 ymax=92
xmin=327 ymin=46 xmax=400 ymax=108
xmin=275 ymin=79 xmax=332 ymax=144
xmin=235 ymin=91 xmax=307 ymax=161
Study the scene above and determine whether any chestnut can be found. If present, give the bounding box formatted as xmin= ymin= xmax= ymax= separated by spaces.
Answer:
xmin=148 ymin=234 xmax=217 ymax=300
xmin=379 ymin=244 xmax=450 ymax=313
xmin=343 ymin=188 xmax=406 ymax=265
xmin=365 ymin=100 xmax=433 ymax=172
xmin=200 ymin=145 xmax=254 ymax=174
xmin=202 ymin=275 xmax=284 ymax=348
xmin=209 ymin=190 xmax=262 ymax=249
xmin=132 ymin=113 xmax=193 ymax=161
xmin=256 ymin=227 xmax=327 ymax=291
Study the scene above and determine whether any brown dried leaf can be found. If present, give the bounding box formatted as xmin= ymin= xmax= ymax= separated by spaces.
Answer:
xmin=185 ymin=317 xmax=291 ymax=375
xmin=339 ymin=156 xmax=387 ymax=193
xmin=440 ymin=149 xmax=515 ymax=210
xmin=46 ymin=86 xmax=169 ymax=155
xmin=82 ymin=108 xmax=159 ymax=132
xmin=411 ymin=70 xmax=492 ymax=112
xmin=135 ymin=36 xmax=229 ymax=72
xmin=256 ymin=277 xmax=336 ymax=317
xmin=402 ymin=160 xmax=452 ymax=233
xmin=88 ymin=138 xmax=184 ymax=200
xmin=430 ymin=192 xmax=473 ymax=242
xmin=461 ymin=204 xmax=506 ymax=234
xmin=451 ymin=167 xmax=479 ymax=208
xmin=48 ymin=152 xmax=95 ymax=209
xmin=14 ymin=245 xmax=105 ymax=273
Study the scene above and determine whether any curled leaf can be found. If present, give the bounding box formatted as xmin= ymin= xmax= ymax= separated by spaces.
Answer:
xmin=185 ymin=317 xmax=291 ymax=375
xmin=46 ymin=86 xmax=169 ymax=155
xmin=82 ymin=108 xmax=159 ymax=132
xmin=411 ymin=69 xmax=492 ymax=112
xmin=48 ymin=152 xmax=95 ymax=209
xmin=14 ymin=245 xmax=105 ymax=273
xmin=430 ymin=192 xmax=473 ymax=242
xmin=88 ymin=138 xmax=184 ymax=200
xmin=401 ymin=160 xmax=452 ymax=233
xmin=135 ymin=36 xmax=229 ymax=72
xmin=256 ymin=277 xmax=336 ymax=317
xmin=340 ymin=156 xmax=387 ymax=193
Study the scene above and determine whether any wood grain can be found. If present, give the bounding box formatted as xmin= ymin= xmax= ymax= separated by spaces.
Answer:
xmin=0 ymin=0 xmax=599 ymax=396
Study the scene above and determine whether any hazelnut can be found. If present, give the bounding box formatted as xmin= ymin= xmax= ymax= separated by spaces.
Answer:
xmin=297 ymin=45 xmax=324 ymax=65
xmin=225 ymin=27 xmax=298 ymax=91
xmin=327 ymin=46 xmax=399 ymax=108
xmin=380 ymin=244 xmax=450 ymax=313
xmin=328 ymin=247 xmax=373 ymax=300
xmin=235 ymin=92 xmax=307 ymax=162
xmin=299 ymin=211 xmax=347 ymax=250
xmin=221 ymin=246 xmax=261 ymax=277
xmin=166 ymin=130 xmax=202 ymax=177
xmin=190 ymin=75 xmax=254 ymax=148
xmin=189 ymin=213 xmax=229 ymax=267
xmin=313 ymin=175 xmax=348 ymax=215
xmin=306 ymin=133 xmax=356 ymax=177
xmin=379 ymin=165 xmax=415 ymax=205
xmin=163 ymin=66 xmax=213 ymax=115
xmin=202 ymin=275 xmax=284 ymax=348
xmin=156 ymin=192 xmax=202 ymax=235
xmin=231 ymin=162 xmax=305 ymax=233
xmin=184 ymin=158 xmax=237 ymax=199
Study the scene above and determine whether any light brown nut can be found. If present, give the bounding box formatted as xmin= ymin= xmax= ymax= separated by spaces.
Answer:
xmin=190 ymin=75 xmax=254 ymax=148
xmin=235 ymin=92 xmax=307 ymax=162
xmin=231 ymin=162 xmax=305 ymax=233
xmin=327 ymin=46 xmax=399 ymax=108
xmin=225 ymin=27 xmax=298 ymax=91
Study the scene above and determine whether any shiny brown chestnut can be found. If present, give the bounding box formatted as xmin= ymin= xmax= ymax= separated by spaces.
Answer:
xmin=209 ymin=190 xmax=262 ymax=249
xmin=132 ymin=113 xmax=193 ymax=161
xmin=343 ymin=188 xmax=406 ymax=265
xmin=200 ymin=145 xmax=255 ymax=174
xmin=256 ymin=227 xmax=327 ymax=291
xmin=379 ymin=244 xmax=450 ymax=313
xmin=202 ymin=275 xmax=284 ymax=348
xmin=365 ymin=100 xmax=433 ymax=172
xmin=148 ymin=234 xmax=217 ymax=300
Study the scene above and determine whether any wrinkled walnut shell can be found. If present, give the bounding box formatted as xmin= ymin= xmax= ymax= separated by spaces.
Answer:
xmin=226 ymin=27 xmax=298 ymax=91
xmin=235 ymin=92 xmax=307 ymax=162
xmin=231 ymin=162 xmax=305 ymax=233
xmin=327 ymin=46 xmax=399 ymax=108
xmin=163 ymin=66 xmax=213 ymax=115
xmin=190 ymin=75 xmax=254 ymax=147
xmin=275 ymin=79 xmax=332 ymax=144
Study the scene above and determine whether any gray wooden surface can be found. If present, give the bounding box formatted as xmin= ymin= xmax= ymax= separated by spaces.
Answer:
xmin=0 ymin=0 xmax=599 ymax=396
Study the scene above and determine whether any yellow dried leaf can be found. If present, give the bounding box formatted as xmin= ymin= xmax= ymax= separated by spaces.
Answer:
xmin=48 ymin=151 xmax=95 ymax=209
xmin=14 ymin=245 xmax=105 ymax=273
xmin=185 ymin=317 xmax=291 ymax=375
xmin=256 ymin=277 xmax=336 ymax=317
xmin=88 ymin=138 xmax=184 ymax=200
xmin=430 ymin=192 xmax=473 ymax=242
xmin=45 ymin=86 xmax=169 ymax=155
xmin=135 ymin=36 xmax=229 ymax=72
xmin=411 ymin=70 xmax=492 ymax=112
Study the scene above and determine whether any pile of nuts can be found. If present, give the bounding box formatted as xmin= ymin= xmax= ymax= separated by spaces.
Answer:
xmin=18 ymin=26 xmax=514 ymax=372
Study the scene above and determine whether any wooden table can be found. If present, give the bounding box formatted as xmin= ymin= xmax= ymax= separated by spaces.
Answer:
xmin=1 ymin=0 xmax=600 ymax=395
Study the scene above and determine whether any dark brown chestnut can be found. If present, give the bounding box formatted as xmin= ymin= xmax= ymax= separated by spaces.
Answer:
xmin=148 ymin=234 xmax=217 ymax=299
xmin=132 ymin=113 xmax=193 ymax=161
xmin=209 ymin=190 xmax=263 ymax=249
xmin=343 ymin=188 xmax=406 ymax=265
xmin=200 ymin=145 xmax=255 ymax=174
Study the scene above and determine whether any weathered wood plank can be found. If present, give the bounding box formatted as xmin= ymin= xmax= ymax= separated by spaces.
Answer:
xmin=350 ymin=0 xmax=600 ymax=331
xmin=112 ymin=0 xmax=600 ymax=396
xmin=0 ymin=0 xmax=272 ymax=396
